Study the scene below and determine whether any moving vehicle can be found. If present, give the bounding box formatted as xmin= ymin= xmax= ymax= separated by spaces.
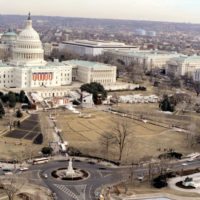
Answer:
xmin=19 ymin=167 xmax=29 ymax=171
xmin=182 ymin=163 xmax=187 ymax=166
xmin=43 ymin=174 xmax=48 ymax=178
xmin=2 ymin=168 xmax=11 ymax=172
xmin=33 ymin=157 xmax=49 ymax=165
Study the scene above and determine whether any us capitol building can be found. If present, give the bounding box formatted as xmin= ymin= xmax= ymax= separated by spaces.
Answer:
xmin=0 ymin=14 xmax=74 ymax=91
xmin=0 ymin=14 xmax=119 ymax=101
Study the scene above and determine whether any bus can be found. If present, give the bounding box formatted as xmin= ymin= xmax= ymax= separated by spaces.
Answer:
xmin=33 ymin=157 xmax=49 ymax=165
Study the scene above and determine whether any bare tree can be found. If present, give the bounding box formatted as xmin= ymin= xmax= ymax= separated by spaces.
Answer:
xmin=112 ymin=117 xmax=131 ymax=163
xmin=187 ymin=122 xmax=196 ymax=147
xmin=100 ymin=132 xmax=115 ymax=160
xmin=147 ymin=162 xmax=156 ymax=182
xmin=40 ymin=114 xmax=51 ymax=144
xmin=0 ymin=175 xmax=26 ymax=200
xmin=187 ymin=120 xmax=200 ymax=147
xmin=156 ymin=158 xmax=172 ymax=176
xmin=129 ymin=163 xmax=137 ymax=183
xmin=6 ymin=112 xmax=14 ymax=134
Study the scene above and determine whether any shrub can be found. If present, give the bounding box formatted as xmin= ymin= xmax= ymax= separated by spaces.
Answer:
xmin=134 ymin=86 xmax=146 ymax=91
xmin=19 ymin=90 xmax=26 ymax=103
xmin=0 ymin=102 xmax=5 ymax=117
xmin=42 ymin=146 xmax=53 ymax=155
xmin=17 ymin=121 xmax=21 ymax=127
xmin=80 ymin=82 xmax=107 ymax=104
xmin=33 ymin=133 xmax=43 ymax=144
xmin=154 ymin=81 xmax=160 ymax=87
xmin=158 ymin=152 xmax=182 ymax=160
xmin=67 ymin=146 xmax=81 ymax=156
xmin=159 ymin=94 xmax=176 ymax=112
xmin=1 ymin=94 xmax=9 ymax=103
xmin=72 ymin=100 xmax=80 ymax=105
xmin=16 ymin=109 xmax=23 ymax=118
xmin=153 ymin=175 xmax=168 ymax=188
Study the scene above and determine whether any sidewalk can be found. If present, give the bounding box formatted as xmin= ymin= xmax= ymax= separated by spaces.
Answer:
xmin=111 ymin=192 xmax=200 ymax=200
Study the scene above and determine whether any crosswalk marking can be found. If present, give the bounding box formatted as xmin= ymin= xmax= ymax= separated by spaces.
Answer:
xmin=54 ymin=184 xmax=86 ymax=200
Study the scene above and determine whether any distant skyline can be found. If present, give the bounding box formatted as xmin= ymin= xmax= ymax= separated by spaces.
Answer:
xmin=1 ymin=0 xmax=200 ymax=23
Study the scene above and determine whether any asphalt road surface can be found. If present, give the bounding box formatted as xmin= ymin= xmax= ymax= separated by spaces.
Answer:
xmin=26 ymin=159 xmax=126 ymax=200
xmin=2 ymin=157 xmax=200 ymax=200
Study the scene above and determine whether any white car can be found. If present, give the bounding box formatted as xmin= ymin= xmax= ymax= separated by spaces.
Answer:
xmin=43 ymin=174 xmax=48 ymax=178
xmin=182 ymin=163 xmax=188 ymax=166
xmin=19 ymin=167 xmax=29 ymax=171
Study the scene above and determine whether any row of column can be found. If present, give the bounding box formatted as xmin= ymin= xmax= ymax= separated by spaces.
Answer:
xmin=14 ymin=52 xmax=43 ymax=60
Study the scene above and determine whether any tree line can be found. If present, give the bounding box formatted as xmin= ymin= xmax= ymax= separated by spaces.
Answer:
xmin=0 ymin=90 xmax=29 ymax=108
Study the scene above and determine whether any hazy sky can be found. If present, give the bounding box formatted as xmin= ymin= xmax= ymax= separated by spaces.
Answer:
xmin=1 ymin=0 xmax=200 ymax=23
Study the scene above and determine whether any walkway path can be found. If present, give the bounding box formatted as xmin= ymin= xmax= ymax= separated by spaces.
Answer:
xmin=111 ymin=192 xmax=200 ymax=200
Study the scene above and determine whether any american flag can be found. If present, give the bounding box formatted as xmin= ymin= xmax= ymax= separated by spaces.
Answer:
xmin=32 ymin=73 xmax=37 ymax=81
xmin=49 ymin=72 xmax=53 ymax=80
xmin=45 ymin=72 xmax=48 ymax=80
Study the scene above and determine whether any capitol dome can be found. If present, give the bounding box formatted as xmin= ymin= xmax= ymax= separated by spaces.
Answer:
xmin=18 ymin=25 xmax=40 ymax=41
xmin=11 ymin=13 xmax=46 ymax=67
xmin=1 ymin=28 xmax=17 ymax=44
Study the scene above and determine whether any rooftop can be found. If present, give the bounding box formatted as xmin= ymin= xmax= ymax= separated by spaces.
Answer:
xmin=64 ymin=60 xmax=115 ymax=68
xmin=19 ymin=62 xmax=71 ymax=69
xmin=127 ymin=51 xmax=181 ymax=57
xmin=0 ymin=61 xmax=71 ymax=69
xmin=172 ymin=56 xmax=200 ymax=62
xmin=62 ymin=40 xmax=136 ymax=48
xmin=3 ymin=28 xmax=17 ymax=37
xmin=0 ymin=63 xmax=11 ymax=67
xmin=107 ymin=49 xmax=182 ymax=58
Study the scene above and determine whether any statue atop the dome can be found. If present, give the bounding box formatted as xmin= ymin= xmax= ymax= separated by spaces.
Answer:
xmin=28 ymin=12 xmax=31 ymax=20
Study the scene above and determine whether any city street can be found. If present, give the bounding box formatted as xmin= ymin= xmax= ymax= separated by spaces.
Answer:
xmin=26 ymin=159 xmax=125 ymax=200
xmin=19 ymin=157 xmax=200 ymax=200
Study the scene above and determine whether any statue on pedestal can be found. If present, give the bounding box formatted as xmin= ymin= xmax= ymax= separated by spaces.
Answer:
xmin=66 ymin=158 xmax=75 ymax=176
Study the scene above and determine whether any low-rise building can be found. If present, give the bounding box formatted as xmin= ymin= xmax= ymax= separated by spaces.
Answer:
xmin=81 ymin=91 xmax=94 ymax=108
xmin=0 ymin=28 xmax=17 ymax=61
xmin=63 ymin=60 xmax=117 ymax=86
xmin=166 ymin=56 xmax=200 ymax=77
xmin=59 ymin=40 xmax=138 ymax=56
xmin=0 ymin=62 xmax=72 ymax=88
xmin=194 ymin=69 xmax=200 ymax=81
xmin=105 ymin=49 xmax=181 ymax=70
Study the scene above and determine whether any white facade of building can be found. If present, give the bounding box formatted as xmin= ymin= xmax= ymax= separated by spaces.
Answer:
xmin=0 ymin=29 xmax=17 ymax=60
xmin=43 ymin=43 xmax=53 ymax=56
xmin=0 ymin=14 xmax=119 ymax=96
xmin=0 ymin=14 xmax=72 ymax=89
xmin=106 ymin=50 xmax=182 ymax=70
xmin=166 ymin=56 xmax=200 ymax=77
xmin=59 ymin=40 xmax=138 ymax=56
xmin=194 ymin=69 xmax=200 ymax=81
xmin=63 ymin=60 xmax=116 ymax=85
xmin=81 ymin=91 xmax=94 ymax=108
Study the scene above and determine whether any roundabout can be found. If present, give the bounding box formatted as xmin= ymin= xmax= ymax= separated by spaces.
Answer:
xmin=51 ymin=158 xmax=90 ymax=181
xmin=28 ymin=158 xmax=124 ymax=200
